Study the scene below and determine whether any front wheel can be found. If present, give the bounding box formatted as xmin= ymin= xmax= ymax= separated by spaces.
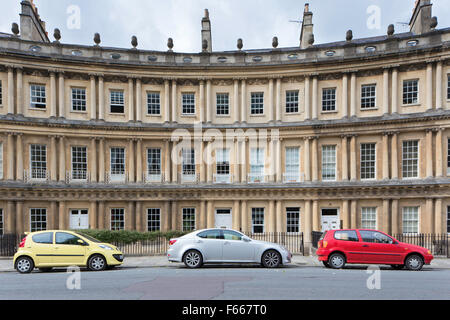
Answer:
xmin=328 ymin=253 xmax=346 ymax=269
xmin=88 ymin=255 xmax=107 ymax=271
xmin=405 ymin=255 xmax=424 ymax=271
xmin=183 ymin=250 xmax=203 ymax=269
xmin=262 ymin=250 xmax=281 ymax=268
xmin=16 ymin=256 xmax=34 ymax=274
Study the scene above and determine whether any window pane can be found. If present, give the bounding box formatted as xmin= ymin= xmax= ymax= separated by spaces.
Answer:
xmin=322 ymin=145 xmax=336 ymax=181
xmin=110 ymin=148 xmax=125 ymax=175
xmin=286 ymin=208 xmax=300 ymax=233
xmin=30 ymin=208 xmax=47 ymax=232
xmin=251 ymin=92 xmax=264 ymax=115
xmin=334 ymin=230 xmax=359 ymax=242
xmin=71 ymin=88 xmax=87 ymax=112
xmin=147 ymin=149 xmax=161 ymax=175
xmin=30 ymin=85 xmax=46 ymax=109
xmin=182 ymin=208 xmax=196 ymax=231
xmin=147 ymin=92 xmax=161 ymax=115
xmin=361 ymin=143 xmax=376 ymax=180
xmin=361 ymin=84 xmax=376 ymax=109
xmin=403 ymin=80 xmax=418 ymax=105
xmin=361 ymin=207 xmax=377 ymax=229
xmin=71 ymin=146 xmax=87 ymax=180
xmin=252 ymin=208 xmax=265 ymax=233
xmin=110 ymin=91 xmax=124 ymax=113
xmin=286 ymin=91 xmax=299 ymax=113
xmin=147 ymin=208 xmax=161 ymax=232
xmin=111 ymin=208 xmax=125 ymax=231
xmin=216 ymin=93 xmax=229 ymax=115
xmin=402 ymin=141 xmax=419 ymax=178
xmin=402 ymin=207 xmax=419 ymax=234
xmin=322 ymin=88 xmax=336 ymax=111
xmin=182 ymin=93 xmax=195 ymax=114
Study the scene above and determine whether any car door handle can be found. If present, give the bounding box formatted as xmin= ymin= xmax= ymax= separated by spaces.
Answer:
xmin=362 ymin=245 xmax=369 ymax=248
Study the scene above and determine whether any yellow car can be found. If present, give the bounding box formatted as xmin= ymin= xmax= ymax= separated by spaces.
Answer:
xmin=13 ymin=230 xmax=124 ymax=273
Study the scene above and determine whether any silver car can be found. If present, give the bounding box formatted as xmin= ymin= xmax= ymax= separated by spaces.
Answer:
xmin=167 ymin=229 xmax=292 ymax=268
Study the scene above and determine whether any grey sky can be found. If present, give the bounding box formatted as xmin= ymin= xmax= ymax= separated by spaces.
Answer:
xmin=1 ymin=0 xmax=449 ymax=52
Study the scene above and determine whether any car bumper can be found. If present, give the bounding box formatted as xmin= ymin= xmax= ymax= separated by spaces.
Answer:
xmin=105 ymin=251 xmax=125 ymax=266
xmin=424 ymin=254 xmax=433 ymax=265
xmin=316 ymin=248 xmax=331 ymax=261
xmin=167 ymin=247 xmax=182 ymax=262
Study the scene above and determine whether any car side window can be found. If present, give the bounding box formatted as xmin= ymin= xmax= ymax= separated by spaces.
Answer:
xmin=223 ymin=230 xmax=243 ymax=241
xmin=197 ymin=230 xmax=223 ymax=240
xmin=334 ymin=230 xmax=359 ymax=242
xmin=32 ymin=232 xmax=53 ymax=244
xmin=55 ymin=232 xmax=84 ymax=245
xmin=359 ymin=230 xmax=394 ymax=244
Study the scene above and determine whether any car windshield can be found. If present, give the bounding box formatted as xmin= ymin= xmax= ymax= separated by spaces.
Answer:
xmin=76 ymin=232 xmax=102 ymax=243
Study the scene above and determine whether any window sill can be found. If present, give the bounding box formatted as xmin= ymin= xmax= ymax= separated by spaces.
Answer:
xmin=216 ymin=114 xmax=231 ymax=118
xmin=180 ymin=114 xmax=197 ymax=117
xmin=284 ymin=111 xmax=302 ymax=116
xmin=108 ymin=113 xmax=126 ymax=116
xmin=70 ymin=110 xmax=88 ymax=114
xmin=321 ymin=110 xmax=338 ymax=114
xmin=360 ymin=107 xmax=379 ymax=111
xmin=146 ymin=114 xmax=162 ymax=117
xmin=29 ymin=107 xmax=47 ymax=111
xmin=249 ymin=114 xmax=266 ymax=117
xmin=401 ymin=103 xmax=421 ymax=107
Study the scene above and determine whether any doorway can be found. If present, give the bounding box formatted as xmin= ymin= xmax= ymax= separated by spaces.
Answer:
xmin=215 ymin=209 xmax=232 ymax=229
xmin=70 ymin=209 xmax=89 ymax=229
xmin=321 ymin=208 xmax=339 ymax=232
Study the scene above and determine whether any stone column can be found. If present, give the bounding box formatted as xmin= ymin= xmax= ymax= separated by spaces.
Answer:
xmin=276 ymin=78 xmax=282 ymax=121
xmin=6 ymin=133 xmax=14 ymax=180
xmin=426 ymin=63 xmax=433 ymax=111
xmin=311 ymin=137 xmax=318 ymax=182
xmin=136 ymin=139 xmax=143 ymax=183
xmin=207 ymin=140 xmax=213 ymax=183
xmin=171 ymin=79 xmax=177 ymax=123
xmin=350 ymin=200 xmax=357 ymax=228
xmin=48 ymin=202 xmax=57 ymax=231
xmin=171 ymin=140 xmax=178 ymax=183
xmin=268 ymin=200 xmax=275 ymax=233
xmin=276 ymin=200 xmax=283 ymax=232
xmin=233 ymin=79 xmax=240 ymax=123
xmin=136 ymin=78 xmax=142 ymax=122
xmin=425 ymin=198 xmax=434 ymax=233
xmin=126 ymin=202 xmax=135 ymax=231
xmin=383 ymin=68 xmax=390 ymax=114
xmin=241 ymin=79 xmax=247 ymax=123
xmin=58 ymin=201 xmax=66 ymax=230
xmin=90 ymin=201 xmax=97 ymax=229
xmin=50 ymin=72 xmax=57 ymax=117
xmin=16 ymin=68 xmax=23 ymax=115
xmin=276 ymin=138 xmax=282 ymax=182
xmin=382 ymin=199 xmax=390 ymax=234
xmin=350 ymin=135 xmax=357 ymax=181
xmin=312 ymin=76 xmax=318 ymax=119
xmin=233 ymin=138 xmax=239 ymax=183
xmin=98 ymin=75 xmax=105 ymax=120
xmin=382 ymin=133 xmax=390 ymax=180
xmin=7 ymin=67 xmax=14 ymax=114
xmin=240 ymin=138 xmax=247 ymax=183
xmin=58 ymin=136 xmax=66 ymax=182
xmin=426 ymin=129 xmax=433 ymax=178
xmin=312 ymin=200 xmax=320 ymax=232
xmin=342 ymin=73 xmax=348 ymax=118
xmin=98 ymin=201 xmax=105 ymax=230
xmin=436 ymin=128 xmax=444 ymax=177
xmin=391 ymin=132 xmax=399 ymax=179
xmin=350 ymin=72 xmax=356 ymax=117
xmin=268 ymin=78 xmax=274 ymax=122
xmin=199 ymin=80 xmax=205 ymax=123
xmin=6 ymin=201 xmax=15 ymax=233
xmin=199 ymin=140 xmax=206 ymax=183
xmin=207 ymin=201 xmax=214 ymax=229
xmin=98 ymin=138 xmax=105 ymax=183
xmin=391 ymin=68 xmax=398 ymax=113
xmin=206 ymin=79 xmax=212 ymax=123
xmin=90 ymin=75 xmax=96 ymax=120
xmin=241 ymin=200 xmax=248 ymax=233
xmin=164 ymin=79 xmax=170 ymax=123
xmin=16 ymin=134 xmax=23 ymax=181
xmin=304 ymin=200 xmax=312 ymax=245
xmin=303 ymin=137 xmax=311 ymax=181
xmin=341 ymin=135 xmax=348 ymax=181
xmin=304 ymin=76 xmax=310 ymax=120
xmin=16 ymin=201 xmax=24 ymax=234
xmin=200 ymin=200 xmax=207 ymax=230
xmin=58 ymin=72 xmax=65 ymax=118
xmin=233 ymin=200 xmax=241 ymax=231
xmin=164 ymin=140 xmax=171 ymax=183
xmin=90 ymin=138 xmax=97 ymax=183
xmin=342 ymin=200 xmax=350 ymax=229
xmin=128 ymin=78 xmax=134 ymax=122
xmin=391 ymin=199 xmax=399 ymax=235
xmin=50 ymin=136 xmax=57 ymax=181
xmin=163 ymin=201 xmax=170 ymax=231
xmin=436 ymin=61 xmax=443 ymax=110
xmin=128 ymin=139 xmax=135 ymax=182
xmin=135 ymin=201 xmax=143 ymax=232
xmin=434 ymin=198 xmax=443 ymax=234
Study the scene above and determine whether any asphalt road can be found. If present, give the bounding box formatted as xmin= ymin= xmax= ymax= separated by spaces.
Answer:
xmin=0 ymin=264 xmax=449 ymax=300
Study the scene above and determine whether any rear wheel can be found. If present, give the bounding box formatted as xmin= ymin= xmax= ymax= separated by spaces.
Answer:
xmin=88 ymin=255 xmax=107 ymax=271
xmin=262 ymin=250 xmax=281 ymax=268
xmin=16 ymin=256 xmax=34 ymax=274
xmin=405 ymin=255 xmax=424 ymax=271
xmin=183 ymin=250 xmax=203 ymax=269
xmin=328 ymin=253 xmax=346 ymax=269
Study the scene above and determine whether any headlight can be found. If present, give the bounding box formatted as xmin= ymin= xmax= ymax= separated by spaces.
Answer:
xmin=98 ymin=244 xmax=113 ymax=250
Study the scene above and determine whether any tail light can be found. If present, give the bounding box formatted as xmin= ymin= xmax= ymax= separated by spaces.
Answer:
xmin=169 ymin=239 xmax=177 ymax=246
xmin=323 ymin=241 xmax=328 ymax=248
xmin=318 ymin=240 xmax=323 ymax=248
xmin=19 ymin=236 xmax=27 ymax=248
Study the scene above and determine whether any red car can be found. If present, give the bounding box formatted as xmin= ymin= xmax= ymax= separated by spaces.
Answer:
xmin=316 ymin=229 xmax=433 ymax=271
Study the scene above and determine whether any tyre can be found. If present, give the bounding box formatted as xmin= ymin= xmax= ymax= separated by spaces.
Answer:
xmin=328 ymin=253 xmax=346 ymax=269
xmin=39 ymin=267 xmax=53 ymax=272
xmin=405 ymin=254 xmax=424 ymax=271
xmin=390 ymin=264 xmax=404 ymax=270
xmin=87 ymin=254 xmax=107 ymax=271
xmin=262 ymin=250 xmax=282 ymax=268
xmin=16 ymin=256 xmax=34 ymax=274
xmin=183 ymin=250 xmax=203 ymax=269
xmin=322 ymin=261 xmax=331 ymax=268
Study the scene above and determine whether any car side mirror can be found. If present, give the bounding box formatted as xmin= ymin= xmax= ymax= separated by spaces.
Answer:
xmin=243 ymin=236 xmax=251 ymax=242
xmin=77 ymin=239 xmax=87 ymax=246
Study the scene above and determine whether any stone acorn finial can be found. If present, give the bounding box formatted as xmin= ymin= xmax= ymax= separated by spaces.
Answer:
xmin=308 ymin=34 xmax=315 ymax=45
xmin=131 ymin=36 xmax=138 ymax=49
xmin=167 ymin=37 xmax=174 ymax=51
xmin=237 ymin=38 xmax=243 ymax=51
xmin=346 ymin=29 xmax=353 ymax=42
xmin=202 ymin=39 xmax=208 ymax=52
xmin=94 ymin=33 xmax=101 ymax=46
xmin=272 ymin=36 xmax=279 ymax=49
xmin=11 ymin=22 xmax=19 ymax=36
xmin=387 ymin=24 xmax=395 ymax=36
xmin=53 ymin=28 xmax=61 ymax=42
xmin=430 ymin=16 xmax=438 ymax=29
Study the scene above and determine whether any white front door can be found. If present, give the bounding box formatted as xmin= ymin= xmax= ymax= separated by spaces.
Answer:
xmin=321 ymin=209 xmax=339 ymax=232
xmin=70 ymin=209 xmax=89 ymax=229
xmin=215 ymin=209 xmax=232 ymax=229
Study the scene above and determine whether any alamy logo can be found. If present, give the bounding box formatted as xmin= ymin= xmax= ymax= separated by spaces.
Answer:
xmin=367 ymin=5 xmax=381 ymax=30
xmin=67 ymin=5 xmax=81 ymax=30
xmin=366 ymin=265 xmax=381 ymax=290
xmin=66 ymin=266 xmax=81 ymax=290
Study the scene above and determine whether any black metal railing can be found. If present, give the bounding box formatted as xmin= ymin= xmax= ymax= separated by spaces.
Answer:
xmin=244 ymin=232 xmax=304 ymax=255
xmin=0 ymin=234 xmax=24 ymax=257
xmin=311 ymin=231 xmax=324 ymax=249
xmin=393 ymin=234 xmax=449 ymax=258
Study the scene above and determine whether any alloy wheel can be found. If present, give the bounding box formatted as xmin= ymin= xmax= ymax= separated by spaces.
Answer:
xmin=329 ymin=254 xmax=345 ymax=269
xmin=263 ymin=251 xmax=281 ymax=268
xmin=90 ymin=256 xmax=106 ymax=271
xmin=184 ymin=251 xmax=201 ymax=268
xmin=17 ymin=258 xmax=32 ymax=273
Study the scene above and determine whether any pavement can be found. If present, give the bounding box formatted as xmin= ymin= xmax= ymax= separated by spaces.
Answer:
xmin=2 ymin=254 xmax=450 ymax=272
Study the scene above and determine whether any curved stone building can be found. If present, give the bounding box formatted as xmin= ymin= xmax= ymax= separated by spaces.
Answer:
xmin=0 ymin=0 xmax=449 ymax=248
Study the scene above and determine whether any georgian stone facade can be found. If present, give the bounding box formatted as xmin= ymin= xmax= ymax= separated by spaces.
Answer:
xmin=0 ymin=0 xmax=449 ymax=248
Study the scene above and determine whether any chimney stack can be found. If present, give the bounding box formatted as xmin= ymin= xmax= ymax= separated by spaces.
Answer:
xmin=409 ymin=0 xmax=433 ymax=34
xmin=201 ymin=9 xmax=212 ymax=53
xmin=300 ymin=3 xmax=314 ymax=49
xmin=19 ymin=0 xmax=49 ymax=42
